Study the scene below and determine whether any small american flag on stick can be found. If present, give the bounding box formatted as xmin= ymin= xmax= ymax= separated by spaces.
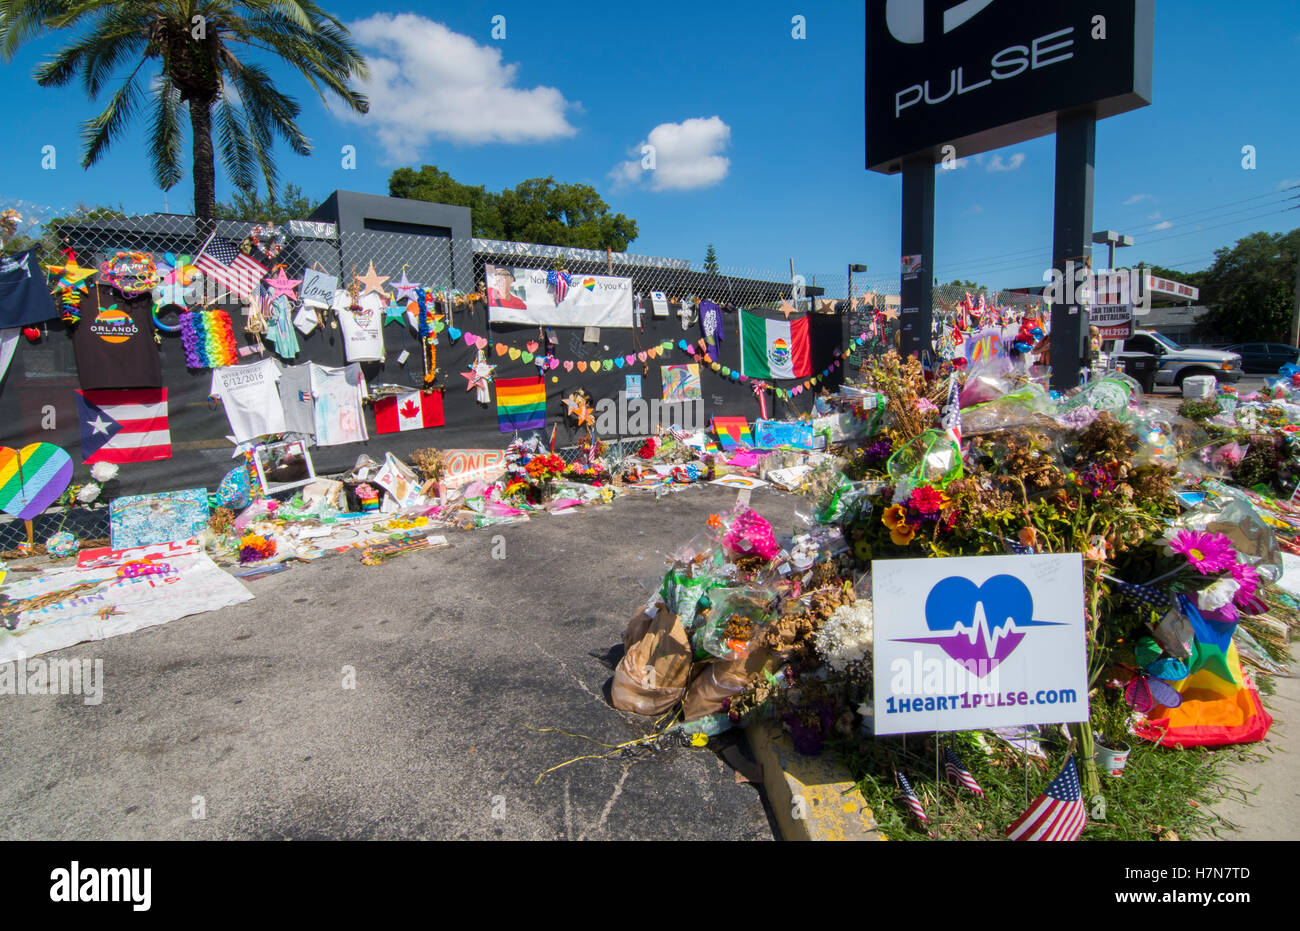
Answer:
xmin=944 ymin=748 xmax=985 ymax=798
xmin=195 ymin=237 xmax=267 ymax=302
xmin=896 ymin=771 xmax=929 ymax=828
xmin=1005 ymin=753 xmax=1086 ymax=842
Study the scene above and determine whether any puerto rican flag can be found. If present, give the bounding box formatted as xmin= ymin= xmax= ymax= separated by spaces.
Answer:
xmin=374 ymin=390 xmax=444 ymax=434
xmin=76 ymin=388 xmax=172 ymax=463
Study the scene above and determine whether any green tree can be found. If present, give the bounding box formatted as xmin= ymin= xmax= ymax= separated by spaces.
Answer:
xmin=0 ymin=1 xmax=370 ymax=220
xmin=388 ymin=165 xmax=502 ymax=238
xmin=1 ymin=203 xmax=125 ymax=258
xmin=704 ymin=244 xmax=718 ymax=274
xmin=389 ymin=165 xmax=639 ymax=251
xmin=1194 ymin=229 xmax=1300 ymax=343
xmin=216 ymin=183 xmax=319 ymax=223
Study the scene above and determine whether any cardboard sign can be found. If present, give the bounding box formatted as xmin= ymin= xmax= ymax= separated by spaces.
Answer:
xmin=872 ymin=553 xmax=1088 ymax=735
xmin=300 ymin=269 xmax=338 ymax=309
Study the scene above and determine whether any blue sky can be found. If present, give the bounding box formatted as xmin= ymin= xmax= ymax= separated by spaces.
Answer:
xmin=3 ymin=0 xmax=1298 ymax=294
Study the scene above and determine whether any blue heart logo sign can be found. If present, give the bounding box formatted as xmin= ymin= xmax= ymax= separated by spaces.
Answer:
xmin=897 ymin=574 xmax=1063 ymax=674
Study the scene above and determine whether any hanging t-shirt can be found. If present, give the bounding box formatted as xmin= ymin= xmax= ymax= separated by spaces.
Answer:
xmin=277 ymin=362 xmax=317 ymax=441
xmin=210 ymin=357 xmax=286 ymax=443
xmin=0 ymin=249 xmax=59 ymax=328
xmin=73 ymin=289 xmax=163 ymax=390
xmin=335 ymin=291 xmax=385 ymax=363
xmin=309 ymin=362 xmax=368 ymax=447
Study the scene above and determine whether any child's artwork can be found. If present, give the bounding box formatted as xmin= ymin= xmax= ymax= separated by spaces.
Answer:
xmin=109 ymin=488 xmax=210 ymax=549
xmin=754 ymin=419 xmax=815 ymax=450
xmin=711 ymin=416 xmax=753 ymax=450
xmin=709 ymin=474 xmax=768 ymax=490
xmin=661 ymin=364 xmax=702 ymax=402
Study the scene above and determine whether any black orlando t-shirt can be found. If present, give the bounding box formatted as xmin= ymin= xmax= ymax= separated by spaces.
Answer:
xmin=73 ymin=288 xmax=163 ymax=389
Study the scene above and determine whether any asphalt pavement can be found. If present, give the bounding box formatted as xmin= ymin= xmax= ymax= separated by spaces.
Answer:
xmin=0 ymin=484 xmax=798 ymax=841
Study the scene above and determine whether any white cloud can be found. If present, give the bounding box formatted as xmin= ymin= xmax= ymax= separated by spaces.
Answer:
xmin=610 ymin=117 xmax=731 ymax=192
xmin=1148 ymin=211 xmax=1162 ymax=219
xmin=1123 ymin=193 xmax=1153 ymax=206
xmin=1151 ymin=220 xmax=1173 ymax=231
xmin=340 ymin=14 xmax=576 ymax=161
xmin=1279 ymin=178 xmax=1300 ymax=190
xmin=986 ymin=153 xmax=1025 ymax=172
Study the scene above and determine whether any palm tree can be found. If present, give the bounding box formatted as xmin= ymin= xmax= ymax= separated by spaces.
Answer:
xmin=0 ymin=1 xmax=369 ymax=220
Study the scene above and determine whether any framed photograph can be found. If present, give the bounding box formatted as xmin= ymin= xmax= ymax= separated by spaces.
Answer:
xmin=253 ymin=439 xmax=316 ymax=494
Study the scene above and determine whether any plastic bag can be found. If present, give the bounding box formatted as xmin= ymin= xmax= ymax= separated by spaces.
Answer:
xmin=886 ymin=428 xmax=962 ymax=488
xmin=692 ymin=586 xmax=775 ymax=660
xmin=611 ymin=603 xmax=693 ymax=715
xmin=1060 ymin=374 xmax=1140 ymax=421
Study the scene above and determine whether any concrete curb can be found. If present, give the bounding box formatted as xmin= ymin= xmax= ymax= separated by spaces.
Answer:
xmin=745 ymin=719 xmax=886 ymax=841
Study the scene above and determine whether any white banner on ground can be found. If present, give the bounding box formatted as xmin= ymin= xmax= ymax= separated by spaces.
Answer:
xmin=872 ymin=553 xmax=1088 ymax=735
xmin=486 ymin=264 xmax=634 ymax=328
xmin=0 ymin=546 xmax=253 ymax=662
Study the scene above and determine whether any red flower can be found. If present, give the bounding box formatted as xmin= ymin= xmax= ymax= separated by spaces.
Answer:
xmin=910 ymin=484 xmax=944 ymax=515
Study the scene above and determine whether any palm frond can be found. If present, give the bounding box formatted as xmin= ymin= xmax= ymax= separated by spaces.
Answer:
xmin=149 ymin=73 xmax=183 ymax=191
xmin=0 ymin=0 xmax=73 ymax=62
xmin=214 ymin=95 xmax=257 ymax=193
xmin=79 ymin=59 xmax=146 ymax=167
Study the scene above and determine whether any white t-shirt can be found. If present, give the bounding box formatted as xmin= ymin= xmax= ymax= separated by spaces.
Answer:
xmin=210 ymin=357 xmax=287 ymax=443
xmin=309 ymin=362 xmax=368 ymax=447
xmin=335 ymin=291 xmax=386 ymax=363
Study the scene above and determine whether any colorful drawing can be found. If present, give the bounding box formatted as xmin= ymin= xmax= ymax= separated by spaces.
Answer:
xmin=661 ymin=364 xmax=702 ymax=402
xmin=0 ymin=443 xmax=74 ymax=521
xmin=711 ymin=417 xmax=753 ymax=451
xmin=754 ymin=419 xmax=815 ymax=450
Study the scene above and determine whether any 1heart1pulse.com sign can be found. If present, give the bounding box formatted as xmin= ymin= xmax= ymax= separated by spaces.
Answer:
xmin=872 ymin=553 xmax=1088 ymax=735
xmin=865 ymin=0 xmax=1154 ymax=172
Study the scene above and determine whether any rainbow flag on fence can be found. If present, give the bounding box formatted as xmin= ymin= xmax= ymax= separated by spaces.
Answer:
xmin=496 ymin=376 xmax=547 ymax=433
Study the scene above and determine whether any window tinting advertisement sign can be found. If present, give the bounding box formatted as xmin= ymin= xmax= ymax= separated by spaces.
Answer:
xmin=872 ymin=553 xmax=1088 ymax=735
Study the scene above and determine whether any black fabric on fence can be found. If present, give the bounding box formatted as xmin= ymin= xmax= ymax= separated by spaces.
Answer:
xmin=0 ymin=299 xmax=845 ymax=498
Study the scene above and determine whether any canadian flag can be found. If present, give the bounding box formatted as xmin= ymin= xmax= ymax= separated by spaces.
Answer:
xmin=374 ymin=390 xmax=444 ymax=434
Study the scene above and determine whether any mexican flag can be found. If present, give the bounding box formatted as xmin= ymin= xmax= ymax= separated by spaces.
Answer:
xmin=739 ymin=311 xmax=812 ymax=379
xmin=374 ymin=390 xmax=444 ymax=433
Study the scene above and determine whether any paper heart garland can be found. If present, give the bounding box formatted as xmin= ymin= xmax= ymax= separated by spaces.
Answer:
xmin=0 ymin=443 xmax=74 ymax=521
xmin=509 ymin=348 xmax=522 ymax=361
xmin=548 ymin=357 xmax=560 ymax=370
xmin=637 ymin=351 xmax=647 ymax=363
xmin=521 ymin=351 xmax=533 ymax=364
xmin=624 ymin=354 xmax=636 ymax=366
xmin=526 ymin=341 xmax=539 ymax=353
xmin=496 ymin=344 xmax=508 ymax=357
xmin=602 ymin=360 xmax=613 ymax=372
xmin=448 ymin=327 xmax=462 ymax=342
xmin=614 ymin=358 xmax=625 ymax=369
xmin=577 ymin=361 xmax=587 ymax=372
xmin=564 ymin=361 xmax=574 ymax=372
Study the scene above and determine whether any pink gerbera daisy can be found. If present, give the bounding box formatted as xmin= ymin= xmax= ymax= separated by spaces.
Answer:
xmin=1230 ymin=561 xmax=1259 ymax=604
xmin=1168 ymin=530 xmax=1237 ymax=575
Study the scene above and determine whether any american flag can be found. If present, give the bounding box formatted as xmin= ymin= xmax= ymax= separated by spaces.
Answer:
xmin=195 ymin=237 xmax=267 ymax=301
xmin=941 ymin=373 xmax=962 ymax=448
xmin=1005 ymin=754 xmax=1086 ymax=841
xmin=1109 ymin=577 xmax=1172 ymax=610
xmin=945 ymin=748 xmax=985 ymax=798
xmin=548 ymin=269 xmax=570 ymax=303
xmin=896 ymin=771 xmax=929 ymax=827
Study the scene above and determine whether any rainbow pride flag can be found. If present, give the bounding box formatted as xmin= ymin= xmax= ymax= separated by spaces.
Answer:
xmin=496 ymin=376 xmax=547 ymax=433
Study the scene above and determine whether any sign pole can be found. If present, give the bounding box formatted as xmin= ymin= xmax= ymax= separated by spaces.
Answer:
xmin=899 ymin=154 xmax=934 ymax=361
xmin=1050 ymin=107 xmax=1097 ymax=392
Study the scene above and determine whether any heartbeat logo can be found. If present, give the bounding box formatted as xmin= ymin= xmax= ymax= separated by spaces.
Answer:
xmin=895 ymin=574 xmax=1063 ymax=674
xmin=885 ymin=0 xmax=998 ymax=45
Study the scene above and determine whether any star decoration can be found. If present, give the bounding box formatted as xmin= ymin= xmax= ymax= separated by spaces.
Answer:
xmin=383 ymin=298 xmax=408 ymax=327
xmin=264 ymin=266 xmax=302 ymax=301
xmin=462 ymin=363 xmax=495 ymax=392
xmin=356 ymin=260 xmax=389 ymax=297
xmin=44 ymin=260 xmax=96 ymax=291
xmin=391 ymin=268 xmax=421 ymax=303
xmin=778 ymin=299 xmax=796 ymax=319
xmin=882 ymin=306 xmax=900 ymax=322
xmin=563 ymin=391 xmax=595 ymax=428
xmin=88 ymin=415 xmax=112 ymax=435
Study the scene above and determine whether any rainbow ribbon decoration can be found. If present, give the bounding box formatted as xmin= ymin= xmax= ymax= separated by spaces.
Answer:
xmin=180 ymin=308 xmax=240 ymax=369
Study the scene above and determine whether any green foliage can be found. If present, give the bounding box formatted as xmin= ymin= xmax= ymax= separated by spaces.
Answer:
xmin=0 ymin=1 xmax=371 ymax=218
xmin=704 ymin=243 xmax=718 ymax=274
xmin=1194 ymin=228 xmax=1300 ymax=342
xmin=1177 ymin=398 xmax=1221 ymax=422
xmin=839 ymin=729 xmax=1243 ymax=841
xmin=216 ymin=183 xmax=320 ymax=224
xmin=389 ymin=164 xmax=639 ymax=251
xmin=1 ymin=203 xmax=125 ymax=259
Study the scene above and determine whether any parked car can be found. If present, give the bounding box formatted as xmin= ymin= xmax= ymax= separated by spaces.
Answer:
xmin=1221 ymin=342 xmax=1300 ymax=373
xmin=1102 ymin=329 xmax=1241 ymax=389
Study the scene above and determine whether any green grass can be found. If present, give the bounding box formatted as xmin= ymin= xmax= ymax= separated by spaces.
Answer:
xmin=834 ymin=729 xmax=1259 ymax=841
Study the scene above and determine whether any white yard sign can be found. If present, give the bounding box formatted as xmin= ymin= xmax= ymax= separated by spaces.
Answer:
xmin=872 ymin=553 xmax=1088 ymax=735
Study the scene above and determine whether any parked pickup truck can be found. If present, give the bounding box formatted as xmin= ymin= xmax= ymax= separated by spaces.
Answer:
xmin=1102 ymin=329 xmax=1241 ymax=389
